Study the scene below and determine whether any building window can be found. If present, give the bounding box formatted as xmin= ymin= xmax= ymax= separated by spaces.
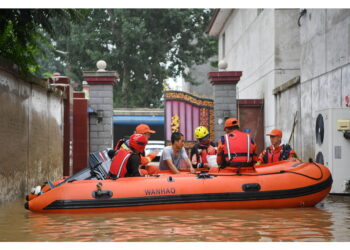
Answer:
xmin=222 ymin=32 xmax=225 ymax=58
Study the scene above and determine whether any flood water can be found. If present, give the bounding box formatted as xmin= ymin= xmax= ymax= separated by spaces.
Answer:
xmin=0 ymin=195 xmax=349 ymax=242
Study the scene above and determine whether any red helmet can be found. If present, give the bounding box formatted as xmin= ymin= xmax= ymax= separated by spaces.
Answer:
xmin=129 ymin=134 xmax=148 ymax=152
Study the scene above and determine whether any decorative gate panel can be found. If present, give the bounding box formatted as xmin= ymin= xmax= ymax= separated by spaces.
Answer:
xmin=164 ymin=91 xmax=214 ymax=148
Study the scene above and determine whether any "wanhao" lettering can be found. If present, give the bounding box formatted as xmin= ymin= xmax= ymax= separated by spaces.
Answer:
xmin=144 ymin=187 xmax=176 ymax=196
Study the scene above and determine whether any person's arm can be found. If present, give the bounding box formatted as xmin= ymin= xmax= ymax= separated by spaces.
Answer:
xmin=161 ymin=147 xmax=181 ymax=174
xmin=165 ymin=159 xmax=181 ymax=174
xmin=216 ymin=139 xmax=224 ymax=167
xmin=184 ymin=157 xmax=196 ymax=173
xmin=140 ymin=150 xmax=158 ymax=166
xmin=255 ymin=151 xmax=264 ymax=166
xmin=251 ymin=142 xmax=257 ymax=164
xmin=190 ymin=145 xmax=198 ymax=167
xmin=126 ymin=154 xmax=141 ymax=177
xmin=287 ymin=149 xmax=298 ymax=161
xmin=181 ymin=147 xmax=195 ymax=173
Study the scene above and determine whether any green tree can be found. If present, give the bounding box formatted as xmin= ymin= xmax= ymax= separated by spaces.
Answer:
xmin=49 ymin=9 xmax=217 ymax=108
xmin=0 ymin=9 xmax=87 ymax=77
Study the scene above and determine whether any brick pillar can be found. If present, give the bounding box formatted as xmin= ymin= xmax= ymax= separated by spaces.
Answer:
xmin=49 ymin=73 xmax=73 ymax=176
xmin=73 ymin=92 xmax=89 ymax=173
xmin=83 ymin=61 xmax=118 ymax=152
xmin=208 ymin=71 xmax=242 ymax=141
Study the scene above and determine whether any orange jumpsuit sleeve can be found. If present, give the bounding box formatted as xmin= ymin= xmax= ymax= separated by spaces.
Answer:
xmin=216 ymin=139 xmax=224 ymax=166
xmin=288 ymin=149 xmax=298 ymax=159
xmin=140 ymin=152 xmax=157 ymax=166
xmin=251 ymin=143 xmax=258 ymax=162
xmin=256 ymin=150 xmax=266 ymax=165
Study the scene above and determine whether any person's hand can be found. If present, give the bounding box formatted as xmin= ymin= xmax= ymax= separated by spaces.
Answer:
xmin=288 ymin=157 xmax=299 ymax=162
xmin=189 ymin=167 xmax=196 ymax=174
xmin=153 ymin=149 xmax=159 ymax=155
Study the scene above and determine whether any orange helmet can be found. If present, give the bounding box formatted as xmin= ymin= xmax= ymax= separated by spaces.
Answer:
xmin=129 ymin=134 xmax=148 ymax=152
xmin=224 ymin=118 xmax=239 ymax=129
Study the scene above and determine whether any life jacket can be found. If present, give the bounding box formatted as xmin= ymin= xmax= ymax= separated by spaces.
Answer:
xmin=262 ymin=144 xmax=292 ymax=164
xmin=221 ymin=130 xmax=256 ymax=167
xmin=109 ymin=148 xmax=132 ymax=179
xmin=114 ymin=138 xmax=128 ymax=151
xmin=191 ymin=143 xmax=216 ymax=167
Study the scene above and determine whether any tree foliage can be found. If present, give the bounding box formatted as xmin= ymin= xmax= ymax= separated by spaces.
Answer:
xmin=0 ymin=9 xmax=217 ymax=108
xmin=48 ymin=9 xmax=217 ymax=108
xmin=0 ymin=9 xmax=86 ymax=76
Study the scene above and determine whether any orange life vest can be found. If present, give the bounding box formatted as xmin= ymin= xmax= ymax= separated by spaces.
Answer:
xmin=263 ymin=144 xmax=293 ymax=164
xmin=199 ymin=145 xmax=216 ymax=164
xmin=109 ymin=148 xmax=132 ymax=179
xmin=222 ymin=130 xmax=256 ymax=167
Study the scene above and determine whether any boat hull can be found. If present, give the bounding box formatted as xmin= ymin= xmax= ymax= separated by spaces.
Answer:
xmin=25 ymin=160 xmax=332 ymax=213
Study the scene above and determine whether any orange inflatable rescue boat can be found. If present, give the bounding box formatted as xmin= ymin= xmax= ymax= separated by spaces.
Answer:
xmin=25 ymin=149 xmax=332 ymax=213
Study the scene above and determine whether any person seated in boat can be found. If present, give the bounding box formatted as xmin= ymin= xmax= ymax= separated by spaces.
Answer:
xmin=190 ymin=126 xmax=217 ymax=169
xmin=213 ymin=118 xmax=257 ymax=173
xmin=159 ymin=132 xmax=196 ymax=174
xmin=111 ymin=124 xmax=159 ymax=175
xmin=109 ymin=134 xmax=151 ymax=179
xmin=255 ymin=128 xmax=298 ymax=166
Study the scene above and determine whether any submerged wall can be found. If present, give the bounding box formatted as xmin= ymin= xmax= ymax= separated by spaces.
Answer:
xmin=0 ymin=66 xmax=64 ymax=203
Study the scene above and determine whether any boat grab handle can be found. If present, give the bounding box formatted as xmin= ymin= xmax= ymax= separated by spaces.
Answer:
xmin=242 ymin=183 xmax=261 ymax=192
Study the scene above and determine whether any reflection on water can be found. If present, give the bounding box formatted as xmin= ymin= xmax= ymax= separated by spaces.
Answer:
xmin=0 ymin=196 xmax=349 ymax=242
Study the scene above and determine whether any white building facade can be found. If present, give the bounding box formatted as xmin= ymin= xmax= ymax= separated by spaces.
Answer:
xmin=208 ymin=8 xmax=350 ymax=161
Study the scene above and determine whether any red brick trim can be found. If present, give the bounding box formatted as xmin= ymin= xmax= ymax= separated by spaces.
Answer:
xmin=84 ymin=77 xmax=117 ymax=85
xmin=48 ymin=76 xmax=70 ymax=84
xmin=237 ymin=99 xmax=264 ymax=105
xmin=73 ymin=92 xmax=85 ymax=98
xmin=208 ymin=71 xmax=242 ymax=85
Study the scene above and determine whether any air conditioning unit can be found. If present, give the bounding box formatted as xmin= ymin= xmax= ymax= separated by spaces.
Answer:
xmin=315 ymin=108 xmax=350 ymax=194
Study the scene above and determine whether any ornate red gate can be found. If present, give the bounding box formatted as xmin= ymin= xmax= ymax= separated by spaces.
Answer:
xmin=164 ymin=91 xmax=214 ymax=148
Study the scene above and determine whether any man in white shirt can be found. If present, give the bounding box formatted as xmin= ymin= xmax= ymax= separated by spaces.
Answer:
xmin=159 ymin=132 xmax=195 ymax=174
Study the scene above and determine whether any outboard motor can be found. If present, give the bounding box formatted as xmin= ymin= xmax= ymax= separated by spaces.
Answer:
xmin=64 ymin=148 xmax=112 ymax=182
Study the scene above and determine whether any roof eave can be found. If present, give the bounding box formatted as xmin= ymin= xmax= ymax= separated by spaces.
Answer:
xmin=206 ymin=9 xmax=233 ymax=36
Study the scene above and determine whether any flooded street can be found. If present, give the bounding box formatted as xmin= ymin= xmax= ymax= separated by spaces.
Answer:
xmin=0 ymin=195 xmax=349 ymax=242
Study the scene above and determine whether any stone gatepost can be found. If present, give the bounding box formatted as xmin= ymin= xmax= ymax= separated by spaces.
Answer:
xmin=208 ymin=71 xmax=242 ymax=141
xmin=83 ymin=60 xmax=118 ymax=152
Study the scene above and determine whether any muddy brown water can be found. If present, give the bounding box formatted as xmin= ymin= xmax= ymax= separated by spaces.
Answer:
xmin=0 ymin=195 xmax=349 ymax=242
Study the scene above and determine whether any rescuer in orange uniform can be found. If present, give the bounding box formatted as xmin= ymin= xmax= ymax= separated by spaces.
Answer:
xmin=109 ymin=134 xmax=149 ymax=178
xmin=214 ymin=118 xmax=257 ymax=173
xmin=112 ymin=124 xmax=159 ymax=175
xmin=255 ymin=128 xmax=297 ymax=165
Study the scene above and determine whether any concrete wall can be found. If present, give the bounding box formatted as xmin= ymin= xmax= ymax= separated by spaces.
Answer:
xmin=212 ymin=8 xmax=350 ymax=160
xmin=218 ymin=9 xmax=276 ymax=136
xmin=217 ymin=9 xmax=303 ymax=149
xmin=274 ymin=9 xmax=302 ymax=154
xmin=0 ymin=68 xmax=64 ymax=203
xmin=298 ymin=9 xmax=350 ymax=160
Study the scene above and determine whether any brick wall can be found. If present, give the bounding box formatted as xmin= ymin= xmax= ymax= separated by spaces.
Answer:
xmin=88 ymin=84 xmax=114 ymax=152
